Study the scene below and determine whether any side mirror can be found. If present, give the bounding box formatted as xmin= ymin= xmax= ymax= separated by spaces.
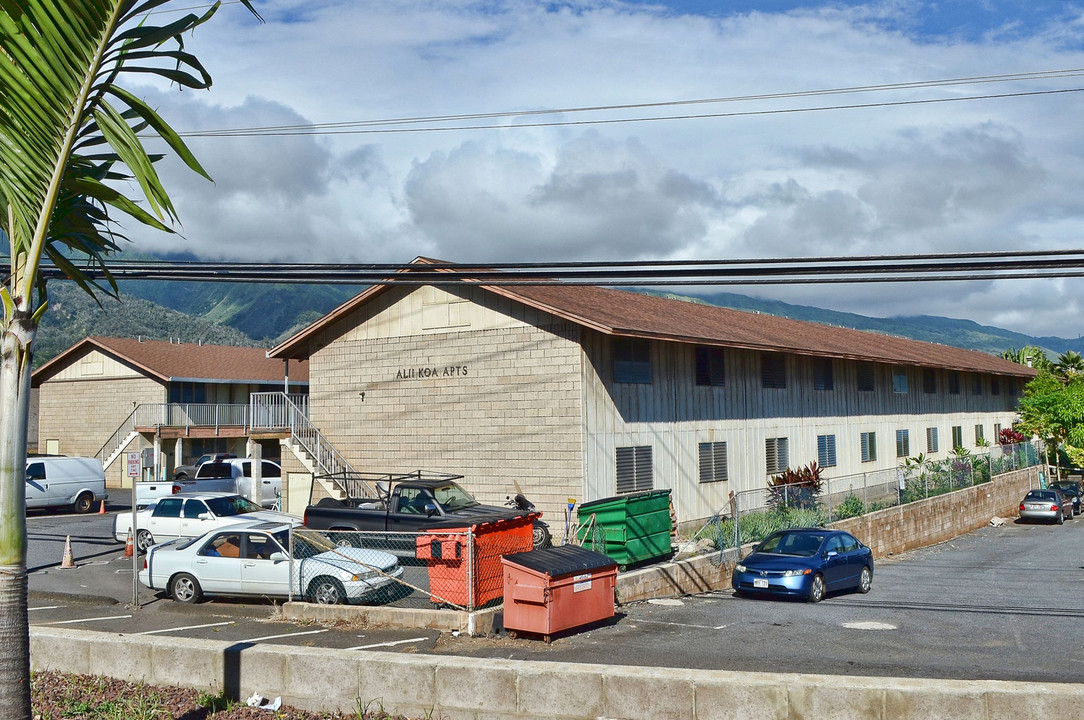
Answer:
xmin=269 ymin=552 xmax=288 ymax=562
xmin=424 ymin=502 xmax=438 ymax=517
xmin=198 ymin=513 xmax=211 ymax=521
xmin=826 ymin=550 xmax=838 ymax=557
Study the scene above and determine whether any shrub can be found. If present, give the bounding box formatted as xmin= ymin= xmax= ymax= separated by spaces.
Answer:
xmin=767 ymin=461 xmax=824 ymax=512
xmin=835 ymin=493 xmax=865 ymax=519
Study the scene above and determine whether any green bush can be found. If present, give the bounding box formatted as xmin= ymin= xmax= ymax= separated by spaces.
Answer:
xmin=835 ymin=493 xmax=865 ymax=519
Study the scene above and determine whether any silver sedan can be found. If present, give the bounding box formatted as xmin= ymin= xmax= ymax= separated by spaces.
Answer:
xmin=1019 ymin=489 xmax=1073 ymax=524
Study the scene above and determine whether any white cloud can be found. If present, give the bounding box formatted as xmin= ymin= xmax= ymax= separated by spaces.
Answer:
xmin=117 ymin=0 xmax=1084 ymax=336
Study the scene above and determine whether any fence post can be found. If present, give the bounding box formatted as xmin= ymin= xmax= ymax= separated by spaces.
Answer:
xmin=466 ymin=527 xmax=475 ymax=612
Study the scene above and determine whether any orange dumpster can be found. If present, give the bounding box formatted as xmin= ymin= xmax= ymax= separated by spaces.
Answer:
xmin=501 ymin=545 xmax=617 ymax=642
xmin=416 ymin=514 xmax=536 ymax=608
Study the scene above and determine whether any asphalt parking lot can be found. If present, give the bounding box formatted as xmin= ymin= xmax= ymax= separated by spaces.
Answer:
xmin=27 ymin=504 xmax=1084 ymax=682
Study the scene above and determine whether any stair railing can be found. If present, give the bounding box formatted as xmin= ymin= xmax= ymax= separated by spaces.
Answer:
xmin=250 ymin=392 xmax=374 ymax=498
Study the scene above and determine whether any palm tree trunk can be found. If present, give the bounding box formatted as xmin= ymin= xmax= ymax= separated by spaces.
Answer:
xmin=0 ymin=314 xmax=34 ymax=720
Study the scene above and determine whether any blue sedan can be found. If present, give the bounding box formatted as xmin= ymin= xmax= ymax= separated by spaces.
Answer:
xmin=731 ymin=528 xmax=873 ymax=603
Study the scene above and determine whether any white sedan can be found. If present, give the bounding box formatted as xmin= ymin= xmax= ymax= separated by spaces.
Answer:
xmin=139 ymin=520 xmax=404 ymax=605
xmin=114 ymin=492 xmax=295 ymax=553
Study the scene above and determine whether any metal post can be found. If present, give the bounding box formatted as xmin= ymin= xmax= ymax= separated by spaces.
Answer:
xmin=466 ymin=527 xmax=475 ymax=612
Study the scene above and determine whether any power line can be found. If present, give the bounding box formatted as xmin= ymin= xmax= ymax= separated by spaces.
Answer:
xmin=22 ymin=249 xmax=1084 ymax=286
xmin=177 ymin=69 xmax=1084 ymax=138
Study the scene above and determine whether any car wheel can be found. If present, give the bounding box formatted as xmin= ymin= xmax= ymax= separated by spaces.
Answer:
xmin=858 ymin=566 xmax=872 ymax=594
xmin=170 ymin=573 xmax=202 ymax=604
xmin=308 ymin=576 xmax=347 ymax=605
xmin=1057 ymin=510 xmax=1065 ymax=525
xmin=532 ymin=522 xmax=552 ymax=550
xmin=72 ymin=492 xmax=94 ymax=514
xmin=174 ymin=473 xmax=189 ymax=481
xmin=136 ymin=530 xmax=155 ymax=553
xmin=807 ymin=574 xmax=825 ymax=603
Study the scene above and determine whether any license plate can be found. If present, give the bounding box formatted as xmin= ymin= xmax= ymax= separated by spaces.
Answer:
xmin=753 ymin=578 xmax=768 ymax=589
xmin=1026 ymin=504 xmax=1041 ymax=510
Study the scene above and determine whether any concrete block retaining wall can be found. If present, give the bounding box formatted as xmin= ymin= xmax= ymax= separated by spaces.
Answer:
xmin=614 ymin=467 xmax=1038 ymax=604
xmin=30 ymin=626 xmax=1084 ymax=719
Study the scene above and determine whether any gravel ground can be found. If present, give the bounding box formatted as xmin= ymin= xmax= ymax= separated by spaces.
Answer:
xmin=31 ymin=671 xmax=426 ymax=720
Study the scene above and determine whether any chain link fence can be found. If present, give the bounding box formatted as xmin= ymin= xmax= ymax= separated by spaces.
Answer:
xmin=286 ymin=519 xmax=536 ymax=610
xmin=693 ymin=441 xmax=1041 ymax=567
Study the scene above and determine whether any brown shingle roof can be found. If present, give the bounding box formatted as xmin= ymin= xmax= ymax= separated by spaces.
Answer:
xmin=269 ymin=260 xmax=1034 ymax=378
xmin=33 ymin=336 xmax=307 ymax=387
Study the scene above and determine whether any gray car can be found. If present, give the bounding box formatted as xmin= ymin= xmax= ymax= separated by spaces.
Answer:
xmin=1019 ymin=488 xmax=1073 ymax=524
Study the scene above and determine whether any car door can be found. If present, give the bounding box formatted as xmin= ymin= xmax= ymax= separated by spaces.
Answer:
xmin=179 ymin=499 xmax=216 ymax=538
xmin=838 ymin=533 xmax=864 ymax=587
xmin=239 ymin=531 xmax=290 ymax=597
xmin=194 ymin=531 xmax=245 ymax=593
xmin=147 ymin=497 xmax=184 ymax=540
xmin=821 ymin=535 xmax=850 ymax=590
xmin=259 ymin=461 xmax=281 ymax=507
xmin=24 ymin=462 xmax=47 ymax=508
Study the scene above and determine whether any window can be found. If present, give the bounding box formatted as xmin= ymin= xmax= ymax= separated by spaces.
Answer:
xmin=994 ymin=423 xmax=1002 ymax=439
xmin=698 ymin=442 xmax=728 ymax=483
xmin=153 ymin=498 xmax=183 ymax=518
xmin=857 ymin=363 xmax=875 ymax=392
xmin=895 ymin=429 xmax=910 ymax=458
xmin=26 ymin=462 xmax=45 ymax=480
xmin=695 ymin=347 xmax=726 ymax=386
xmin=817 ymin=434 xmax=837 ymax=467
xmin=991 ymin=377 xmax=1000 ymax=395
xmin=616 ymin=446 xmax=653 ymax=494
xmin=926 ymin=427 xmax=939 ymax=453
xmin=1008 ymin=379 xmax=1017 ymax=397
xmin=813 ymin=359 xmax=834 ymax=390
xmin=948 ymin=371 xmax=961 ymax=394
xmin=922 ymin=369 xmax=936 ymax=394
xmin=765 ymin=437 xmax=789 ymax=474
xmin=169 ymin=382 xmax=206 ymax=404
xmin=614 ymin=338 xmax=651 ymax=384
xmin=892 ymin=368 xmax=908 ymax=394
xmin=975 ymin=425 xmax=985 ymax=444
xmin=951 ymin=425 xmax=963 ymax=450
xmin=761 ymin=353 xmax=786 ymax=389
xmin=971 ymin=374 xmax=983 ymax=395
xmin=860 ymin=432 xmax=877 ymax=462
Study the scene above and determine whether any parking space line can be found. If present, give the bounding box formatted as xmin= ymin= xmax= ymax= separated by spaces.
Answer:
xmin=629 ymin=619 xmax=722 ymax=630
xmin=44 ymin=615 xmax=132 ymax=625
xmin=242 ymin=629 xmax=328 ymax=642
xmin=347 ymin=636 xmax=428 ymax=650
xmin=29 ymin=606 xmax=62 ymax=612
xmin=135 ymin=621 xmax=235 ymax=635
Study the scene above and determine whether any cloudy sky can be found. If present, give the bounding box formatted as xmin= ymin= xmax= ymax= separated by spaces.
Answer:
xmin=127 ymin=0 xmax=1084 ymax=337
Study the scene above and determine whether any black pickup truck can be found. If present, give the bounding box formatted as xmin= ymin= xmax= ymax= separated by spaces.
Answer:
xmin=302 ymin=471 xmax=551 ymax=553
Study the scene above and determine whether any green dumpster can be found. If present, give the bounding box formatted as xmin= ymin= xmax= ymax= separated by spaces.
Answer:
xmin=576 ymin=489 xmax=673 ymax=568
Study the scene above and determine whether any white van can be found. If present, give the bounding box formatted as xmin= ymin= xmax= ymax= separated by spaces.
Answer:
xmin=25 ymin=456 xmax=107 ymax=514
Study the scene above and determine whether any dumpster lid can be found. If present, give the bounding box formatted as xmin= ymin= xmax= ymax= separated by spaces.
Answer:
xmin=503 ymin=544 xmax=617 ymax=576
xmin=579 ymin=488 xmax=671 ymax=511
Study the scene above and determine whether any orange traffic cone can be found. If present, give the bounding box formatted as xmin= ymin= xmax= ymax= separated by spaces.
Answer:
xmin=98 ymin=500 xmax=106 ymax=515
xmin=60 ymin=535 xmax=75 ymax=569
xmin=124 ymin=530 xmax=134 ymax=558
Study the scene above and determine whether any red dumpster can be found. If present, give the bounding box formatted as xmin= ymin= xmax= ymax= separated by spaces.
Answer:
xmin=416 ymin=514 xmax=536 ymax=608
xmin=501 ymin=545 xmax=618 ymax=642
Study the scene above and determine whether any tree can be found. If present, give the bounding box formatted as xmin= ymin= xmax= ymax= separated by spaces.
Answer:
xmin=0 ymin=2 xmax=257 ymax=717
xmin=1016 ymin=370 xmax=1084 ymax=479
xmin=1056 ymin=350 xmax=1084 ymax=379
xmin=1000 ymin=345 xmax=1053 ymax=372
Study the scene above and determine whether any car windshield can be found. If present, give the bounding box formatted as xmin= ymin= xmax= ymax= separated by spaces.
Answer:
xmin=757 ymin=531 xmax=825 ymax=557
xmin=204 ymin=495 xmax=261 ymax=517
xmin=432 ymin=482 xmax=478 ymax=511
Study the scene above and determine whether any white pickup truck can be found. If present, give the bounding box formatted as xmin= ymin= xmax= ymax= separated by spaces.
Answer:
xmin=134 ymin=459 xmax=282 ymax=508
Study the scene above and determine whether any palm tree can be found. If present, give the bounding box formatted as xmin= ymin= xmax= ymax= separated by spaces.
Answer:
xmin=1056 ymin=351 xmax=1084 ymax=378
xmin=0 ymin=2 xmax=258 ymax=717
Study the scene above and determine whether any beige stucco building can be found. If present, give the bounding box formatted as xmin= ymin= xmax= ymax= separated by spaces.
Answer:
xmin=33 ymin=336 xmax=307 ymax=488
xmin=269 ymin=259 xmax=1036 ymax=528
